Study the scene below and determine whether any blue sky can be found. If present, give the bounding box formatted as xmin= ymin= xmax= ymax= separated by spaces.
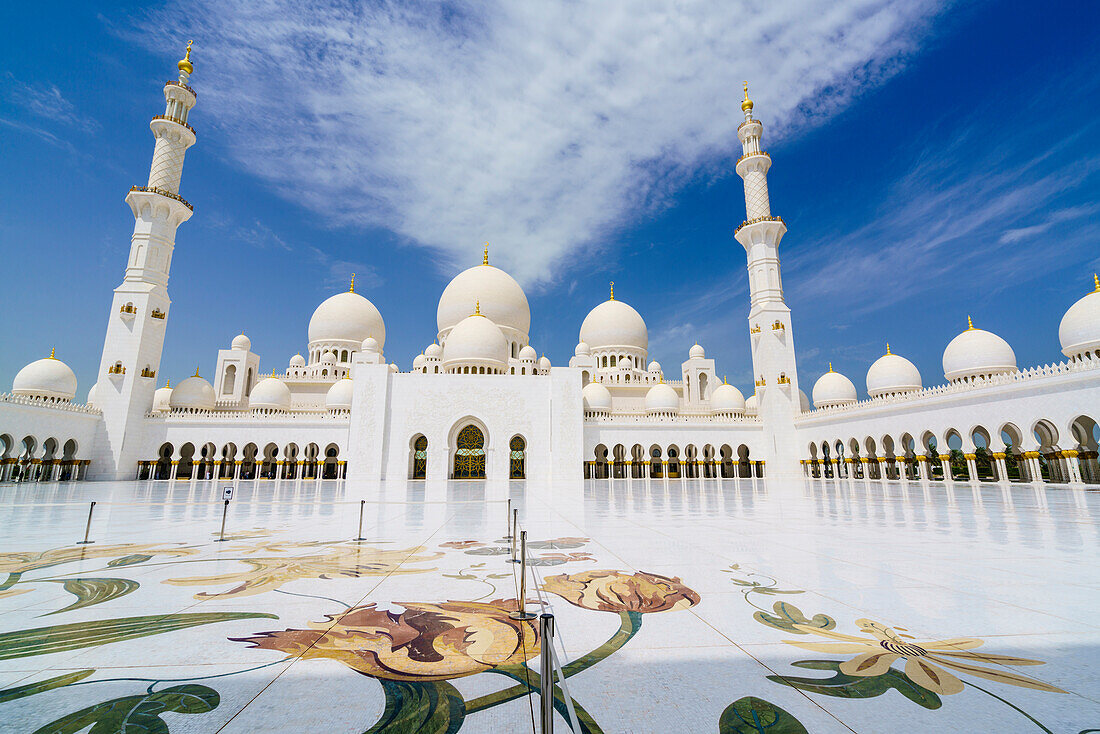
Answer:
xmin=1 ymin=0 xmax=1098 ymax=400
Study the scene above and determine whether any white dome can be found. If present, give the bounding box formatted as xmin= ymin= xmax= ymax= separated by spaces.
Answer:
xmin=866 ymin=349 xmax=922 ymax=398
xmin=326 ymin=378 xmax=354 ymax=410
xmin=231 ymin=333 xmax=251 ymax=351
xmin=152 ymin=381 xmax=172 ymax=412
xmin=812 ymin=367 xmax=858 ymax=408
xmin=518 ymin=345 xmax=537 ymax=361
xmin=289 ymin=353 xmax=306 ymax=368
xmin=425 ymin=343 xmax=443 ymax=359
xmin=943 ymin=320 xmax=1017 ymax=382
xmin=538 ymin=356 xmax=551 ymax=372
xmin=574 ymin=341 xmax=590 ymax=356
xmin=321 ymin=351 xmax=336 ymax=364
xmin=13 ymin=354 xmax=77 ymax=401
xmin=412 ymin=354 xmax=426 ymax=369
xmin=798 ymin=389 xmax=811 ymax=412
xmin=689 ymin=343 xmax=705 ymax=359
xmin=582 ymin=382 xmax=612 ymax=412
xmin=744 ymin=393 xmax=758 ymax=415
xmin=389 ymin=363 xmax=399 ymax=373
xmin=249 ymin=377 xmax=291 ymax=410
xmin=361 ymin=336 xmax=380 ymax=354
xmin=437 ymin=264 xmax=530 ymax=338
xmin=710 ymin=382 xmax=746 ymax=414
xmin=169 ymin=375 xmax=215 ymax=411
xmin=443 ymin=314 xmax=509 ymax=368
xmin=1059 ymin=278 xmax=1100 ymax=359
xmin=86 ymin=381 xmax=99 ymax=407
xmin=579 ymin=298 xmax=648 ymax=351
xmin=645 ymin=382 xmax=679 ymax=414
xmin=647 ymin=361 xmax=662 ymax=373
xmin=308 ymin=291 xmax=386 ymax=348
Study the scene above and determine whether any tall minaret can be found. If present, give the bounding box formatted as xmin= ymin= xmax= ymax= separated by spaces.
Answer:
xmin=90 ymin=43 xmax=198 ymax=479
xmin=733 ymin=82 xmax=802 ymax=476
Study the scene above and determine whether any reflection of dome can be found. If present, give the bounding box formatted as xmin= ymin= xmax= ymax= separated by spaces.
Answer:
xmin=745 ymin=393 xmax=758 ymax=415
xmin=249 ymin=377 xmax=291 ymax=410
xmin=326 ymin=378 xmax=354 ymax=411
xmin=289 ymin=353 xmax=306 ymax=368
xmin=1059 ymin=275 xmax=1100 ymax=360
xmin=867 ymin=347 xmax=922 ymax=398
xmin=231 ymin=333 xmax=251 ymax=351
xmin=943 ymin=318 xmax=1017 ymax=382
xmin=582 ymin=382 xmax=612 ymax=412
xmin=152 ymin=380 xmax=173 ymax=412
xmin=437 ymin=263 xmax=530 ymax=338
xmin=425 ymin=343 xmax=442 ymax=359
xmin=169 ymin=375 xmax=215 ymax=410
xmin=518 ymin=345 xmax=537 ymax=361
xmin=813 ymin=366 xmax=858 ymax=408
xmin=308 ymin=291 xmax=386 ymax=348
xmin=645 ymin=382 xmax=679 ymax=413
xmin=574 ymin=341 xmax=590 ymax=356
xmin=579 ymin=298 xmax=648 ymax=351
xmin=689 ymin=343 xmax=705 ymax=359
xmin=443 ymin=313 xmax=509 ymax=371
xmin=13 ymin=352 xmax=77 ymax=401
xmin=711 ymin=382 xmax=745 ymax=414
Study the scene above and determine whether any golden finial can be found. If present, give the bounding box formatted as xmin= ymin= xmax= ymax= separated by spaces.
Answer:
xmin=349 ymin=273 xmax=355 ymax=293
xmin=885 ymin=343 xmax=891 ymax=355
xmin=741 ymin=81 xmax=754 ymax=113
xmin=178 ymin=40 xmax=194 ymax=75
xmin=723 ymin=374 xmax=728 ymax=385
xmin=165 ymin=378 xmax=170 ymax=389
xmin=482 ymin=242 xmax=489 ymax=266
xmin=194 ymin=366 xmax=200 ymax=377
xmin=967 ymin=315 xmax=974 ymax=330
xmin=474 ymin=299 xmax=481 ymax=316
xmin=1093 ymin=273 xmax=1099 ymax=292
xmin=828 ymin=362 xmax=833 ymax=373
xmin=49 ymin=347 xmax=56 ymax=359
xmin=609 ymin=281 xmax=615 ymax=300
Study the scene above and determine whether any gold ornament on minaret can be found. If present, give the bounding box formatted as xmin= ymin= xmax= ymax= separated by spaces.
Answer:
xmin=483 ymin=242 xmax=489 ymax=266
xmin=178 ymin=40 xmax=194 ymax=75
xmin=741 ymin=81 xmax=754 ymax=113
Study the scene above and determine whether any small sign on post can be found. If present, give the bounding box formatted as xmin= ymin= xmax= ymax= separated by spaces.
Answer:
xmin=222 ymin=486 xmax=234 ymax=500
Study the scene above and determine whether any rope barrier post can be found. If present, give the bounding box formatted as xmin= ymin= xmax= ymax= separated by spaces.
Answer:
xmin=509 ymin=508 xmax=520 ymax=563
xmin=354 ymin=499 xmax=366 ymax=541
xmin=540 ymin=613 xmax=555 ymax=733
xmin=509 ymin=530 xmax=536 ymax=621
xmin=214 ymin=498 xmax=230 ymax=542
xmin=77 ymin=501 xmax=96 ymax=544
xmin=505 ymin=498 xmax=512 ymax=540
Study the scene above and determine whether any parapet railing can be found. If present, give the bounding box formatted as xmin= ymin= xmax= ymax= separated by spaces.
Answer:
xmin=584 ymin=411 xmax=760 ymax=424
xmin=0 ymin=393 xmax=101 ymax=415
xmin=128 ymin=186 xmax=194 ymax=212
xmin=150 ymin=114 xmax=195 ymax=134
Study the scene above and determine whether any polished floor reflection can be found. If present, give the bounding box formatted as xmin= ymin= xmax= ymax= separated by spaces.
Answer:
xmin=0 ymin=477 xmax=1097 ymax=733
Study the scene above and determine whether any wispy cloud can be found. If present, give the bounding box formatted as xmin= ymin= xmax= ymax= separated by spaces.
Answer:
xmin=1 ymin=74 xmax=98 ymax=129
xmin=130 ymin=0 xmax=948 ymax=283
xmin=307 ymin=246 xmax=382 ymax=293
xmin=235 ymin=220 xmax=291 ymax=251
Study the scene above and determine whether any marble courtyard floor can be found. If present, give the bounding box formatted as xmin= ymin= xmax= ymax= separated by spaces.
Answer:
xmin=0 ymin=477 xmax=1098 ymax=733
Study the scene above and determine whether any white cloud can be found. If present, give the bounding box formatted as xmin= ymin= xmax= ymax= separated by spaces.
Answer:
xmin=132 ymin=0 xmax=947 ymax=283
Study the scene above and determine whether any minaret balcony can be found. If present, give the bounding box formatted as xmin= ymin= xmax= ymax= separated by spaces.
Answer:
xmin=164 ymin=80 xmax=197 ymax=99
xmin=119 ymin=303 xmax=137 ymax=320
xmin=128 ymin=186 xmax=194 ymax=212
xmin=150 ymin=114 xmax=195 ymax=134
xmin=736 ymin=150 xmax=770 ymax=165
xmin=151 ymin=308 xmax=166 ymax=320
xmin=735 ymin=215 xmax=784 ymax=235
xmin=140 ymin=367 xmax=156 ymax=378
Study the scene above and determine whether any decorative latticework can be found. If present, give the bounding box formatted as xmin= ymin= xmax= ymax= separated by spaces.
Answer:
xmin=509 ymin=436 xmax=526 ymax=479
xmin=453 ymin=425 xmax=485 ymax=479
xmin=412 ymin=436 xmax=427 ymax=479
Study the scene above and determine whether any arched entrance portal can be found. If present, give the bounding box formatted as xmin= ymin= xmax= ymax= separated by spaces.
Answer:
xmin=509 ymin=436 xmax=526 ymax=479
xmin=453 ymin=425 xmax=486 ymax=479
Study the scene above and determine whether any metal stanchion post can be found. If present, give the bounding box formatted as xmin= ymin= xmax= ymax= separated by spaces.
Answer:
xmin=510 ymin=531 xmax=536 ymax=621
xmin=540 ymin=613 xmax=555 ymax=732
xmin=505 ymin=498 xmax=512 ymax=540
xmin=215 ymin=499 xmax=230 ymax=542
xmin=77 ymin=501 xmax=96 ymax=545
xmin=509 ymin=508 xmax=520 ymax=563
xmin=355 ymin=499 xmax=367 ymax=541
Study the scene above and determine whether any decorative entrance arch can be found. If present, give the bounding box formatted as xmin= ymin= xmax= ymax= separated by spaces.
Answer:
xmin=509 ymin=436 xmax=526 ymax=479
xmin=453 ymin=425 xmax=486 ymax=479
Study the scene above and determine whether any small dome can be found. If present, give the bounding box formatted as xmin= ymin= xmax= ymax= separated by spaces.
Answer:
xmin=866 ymin=347 xmax=922 ymax=398
xmin=647 ymin=361 xmax=662 ymax=373
xmin=321 ymin=351 xmax=336 ymax=364
xmin=389 ymin=363 xmax=399 ymax=373
xmin=1059 ymin=276 xmax=1100 ymax=360
xmin=579 ymin=298 xmax=648 ymax=351
xmin=538 ymin=355 xmax=551 ymax=372
xmin=689 ymin=343 xmax=705 ymax=359
xmin=943 ymin=319 xmax=1017 ymax=382
xmin=812 ymin=367 xmax=858 ymax=408
xmin=13 ymin=353 xmax=77 ymax=401
xmin=745 ymin=393 xmax=758 ymax=415
xmin=86 ymin=381 xmax=99 ymax=407
xmin=582 ymin=382 xmax=612 ymax=412
xmin=326 ymin=378 xmax=354 ymax=410
xmin=169 ymin=375 xmax=215 ymax=411
xmin=645 ymin=382 xmax=679 ymax=414
xmin=412 ymin=354 xmax=426 ymax=369
xmin=798 ymin=389 xmax=811 ymax=412
xmin=518 ymin=345 xmax=537 ymax=361
xmin=152 ymin=381 xmax=173 ymax=412
xmin=574 ymin=341 xmax=590 ymax=356
xmin=309 ymin=291 xmax=386 ymax=349
xmin=249 ymin=376 xmax=291 ymax=410
xmin=437 ymin=263 xmax=531 ymax=338
xmin=443 ymin=313 xmax=509 ymax=369
xmin=361 ymin=336 xmax=380 ymax=353
xmin=231 ymin=333 xmax=251 ymax=351
xmin=710 ymin=382 xmax=746 ymax=414
xmin=289 ymin=353 xmax=306 ymax=368
xmin=425 ymin=343 xmax=443 ymax=359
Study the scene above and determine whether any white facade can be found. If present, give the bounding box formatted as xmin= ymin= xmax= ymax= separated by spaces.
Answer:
xmin=2 ymin=62 xmax=1099 ymax=488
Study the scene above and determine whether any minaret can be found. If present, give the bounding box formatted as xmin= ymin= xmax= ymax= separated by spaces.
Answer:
xmin=733 ymin=82 xmax=802 ymax=476
xmin=90 ymin=43 xmax=198 ymax=479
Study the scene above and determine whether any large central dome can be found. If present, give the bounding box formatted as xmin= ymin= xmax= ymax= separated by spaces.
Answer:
xmin=437 ymin=263 xmax=530 ymax=338
xmin=579 ymin=298 xmax=648 ymax=351
xmin=308 ymin=291 xmax=386 ymax=348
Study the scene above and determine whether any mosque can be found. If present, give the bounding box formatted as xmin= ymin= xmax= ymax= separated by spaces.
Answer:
xmin=2 ymin=47 xmax=1099 ymax=487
